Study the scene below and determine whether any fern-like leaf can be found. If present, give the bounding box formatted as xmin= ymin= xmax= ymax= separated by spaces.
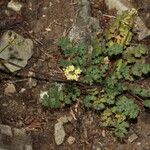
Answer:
xmin=114 ymin=96 xmax=140 ymax=119
xmin=144 ymin=100 xmax=150 ymax=108
xmin=107 ymin=43 xmax=123 ymax=56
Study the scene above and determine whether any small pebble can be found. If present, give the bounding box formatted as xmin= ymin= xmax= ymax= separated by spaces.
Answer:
xmin=128 ymin=133 xmax=138 ymax=143
xmin=4 ymin=83 xmax=16 ymax=95
xmin=102 ymin=130 xmax=106 ymax=137
xmin=28 ymin=78 xmax=37 ymax=88
xmin=7 ymin=0 xmax=22 ymax=12
xmin=49 ymin=2 xmax=53 ymax=7
xmin=45 ymin=28 xmax=51 ymax=32
xmin=137 ymin=142 xmax=141 ymax=145
xmin=19 ymin=88 xmax=26 ymax=93
xmin=67 ymin=136 xmax=76 ymax=145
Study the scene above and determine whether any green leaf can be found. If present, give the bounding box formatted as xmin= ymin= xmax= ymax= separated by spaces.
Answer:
xmin=115 ymin=96 xmax=140 ymax=119
xmin=129 ymin=86 xmax=150 ymax=98
xmin=107 ymin=43 xmax=124 ymax=56
xmin=83 ymin=65 xmax=103 ymax=84
xmin=131 ymin=64 xmax=150 ymax=77
xmin=91 ymin=37 xmax=104 ymax=55
xmin=41 ymin=84 xmax=80 ymax=108
xmin=77 ymin=43 xmax=87 ymax=55
xmin=144 ymin=100 xmax=150 ymax=108
xmin=123 ymin=45 xmax=148 ymax=64
xmin=59 ymin=60 xmax=71 ymax=67
xmin=113 ymin=121 xmax=129 ymax=138
xmin=57 ymin=37 xmax=71 ymax=50
xmin=83 ymin=89 xmax=99 ymax=108
xmin=93 ymin=97 xmax=107 ymax=110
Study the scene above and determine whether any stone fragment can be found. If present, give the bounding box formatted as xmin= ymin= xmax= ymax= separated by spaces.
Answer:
xmin=13 ymin=128 xmax=26 ymax=138
xmin=105 ymin=0 xmax=130 ymax=13
xmin=4 ymin=83 xmax=16 ymax=95
xmin=0 ymin=124 xmax=33 ymax=150
xmin=68 ymin=0 xmax=101 ymax=44
xmin=0 ymin=30 xmax=33 ymax=72
xmin=136 ymin=17 xmax=150 ymax=40
xmin=24 ymin=145 xmax=33 ymax=150
xmin=96 ymin=148 xmax=102 ymax=150
xmin=28 ymin=78 xmax=37 ymax=88
xmin=57 ymin=116 xmax=73 ymax=123
xmin=92 ymin=139 xmax=103 ymax=150
xmin=137 ymin=142 xmax=141 ymax=145
xmin=0 ymin=124 xmax=13 ymax=137
xmin=40 ymin=91 xmax=48 ymax=103
xmin=12 ymin=128 xmax=32 ymax=150
xmin=54 ymin=122 xmax=65 ymax=145
xmin=67 ymin=136 xmax=76 ymax=145
xmin=27 ymin=72 xmax=37 ymax=88
xmin=0 ymin=148 xmax=9 ymax=150
xmin=128 ymin=133 xmax=138 ymax=143
xmin=8 ymin=0 xmax=22 ymax=12
xmin=54 ymin=115 xmax=73 ymax=145
xmin=19 ymin=88 xmax=26 ymax=93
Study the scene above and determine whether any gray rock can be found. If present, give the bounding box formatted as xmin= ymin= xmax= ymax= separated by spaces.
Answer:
xmin=27 ymin=72 xmax=37 ymax=88
xmin=54 ymin=122 xmax=65 ymax=145
xmin=0 ymin=30 xmax=33 ymax=72
xmin=40 ymin=91 xmax=48 ymax=103
xmin=92 ymin=140 xmax=103 ymax=150
xmin=12 ymin=128 xmax=31 ymax=144
xmin=54 ymin=115 xmax=73 ymax=145
xmin=7 ymin=0 xmax=22 ymax=12
xmin=105 ymin=0 xmax=131 ymax=13
xmin=57 ymin=115 xmax=72 ymax=123
xmin=96 ymin=148 xmax=102 ymax=150
xmin=4 ymin=83 xmax=16 ymax=95
xmin=0 ymin=148 xmax=9 ymax=150
xmin=0 ymin=124 xmax=13 ymax=137
xmin=13 ymin=128 xmax=28 ymax=140
xmin=67 ymin=136 xmax=76 ymax=145
xmin=12 ymin=144 xmax=24 ymax=150
xmin=24 ymin=145 xmax=33 ymax=150
xmin=136 ymin=17 xmax=150 ymax=40
xmin=128 ymin=133 xmax=138 ymax=143
xmin=68 ymin=0 xmax=101 ymax=45
xmin=78 ymin=0 xmax=91 ymax=23
xmin=28 ymin=78 xmax=37 ymax=89
xmin=105 ymin=0 xmax=150 ymax=40
xmin=0 ymin=124 xmax=33 ymax=150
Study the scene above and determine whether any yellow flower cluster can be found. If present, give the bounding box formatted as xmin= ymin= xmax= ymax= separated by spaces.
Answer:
xmin=63 ymin=65 xmax=82 ymax=81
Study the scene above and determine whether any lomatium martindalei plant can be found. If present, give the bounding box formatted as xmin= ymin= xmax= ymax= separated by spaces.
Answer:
xmin=41 ymin=9 xmax=150 ymax=139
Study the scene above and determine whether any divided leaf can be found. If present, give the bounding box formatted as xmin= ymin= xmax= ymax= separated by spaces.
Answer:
xmin=114 ymin=96 xmax=140 ymax=119
xmin=41 ymin=84 xmax=80 ymax=108
xmin=107 ymin=43 xmax=123 ymax=56
xmin=144 ymin=100 xmax=150 ymax=108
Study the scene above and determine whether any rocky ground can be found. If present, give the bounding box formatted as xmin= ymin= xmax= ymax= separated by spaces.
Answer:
xmin=0 ymin=0 xmax=150 ymax=150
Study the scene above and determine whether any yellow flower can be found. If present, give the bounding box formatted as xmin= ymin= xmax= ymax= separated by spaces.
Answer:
xmin=67 ymin=65 xmax=75 ymax=71
xmin=75 ymin=68 xmax=82 ymax=74
xmin=63 ymin=65 xmax=82 ymax=81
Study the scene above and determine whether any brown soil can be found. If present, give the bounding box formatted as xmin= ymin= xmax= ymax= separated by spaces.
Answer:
xmin=0 ymin=0 xmax=150 ymax=150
